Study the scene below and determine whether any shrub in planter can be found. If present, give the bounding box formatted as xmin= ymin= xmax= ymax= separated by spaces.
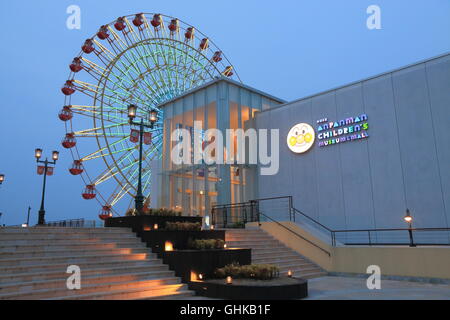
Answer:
xmin=188 ymin=238 xmax=225 ymax=250
xmin=165 ymin=222 xmax=201 ymax=231
xmin=125 ymin=208 xmax=181 ymax=217
xmin=214 ymin=263 xmax=279 ymax=280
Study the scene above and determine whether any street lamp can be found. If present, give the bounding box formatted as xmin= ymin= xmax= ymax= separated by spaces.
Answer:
xmin=404 ymin=209 xmax=416 ymax=247
xmin=127 ymin=104 xmax=159 ymax=215
xmin=35 ymin=148 xmax=59 ymax=225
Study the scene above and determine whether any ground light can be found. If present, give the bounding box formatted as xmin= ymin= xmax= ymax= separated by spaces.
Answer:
xmin=226 ymin=276 xmax=232 ymax=285
xmin=0 ymin=174 xmax=4 ymax=185
xmin=165 ymin=241 xmax=174 ymax=251
xmin=287 ymin=270 xmax=293 ymax=278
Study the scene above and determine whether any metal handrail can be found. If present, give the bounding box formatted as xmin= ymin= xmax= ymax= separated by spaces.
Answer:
xmin=258 ymin=211 xmax=331 ymax=257
xmin=211 ymin=196 xmax=450 ymax=247
xmin=291 ymin=207 xmax=333 ymax=232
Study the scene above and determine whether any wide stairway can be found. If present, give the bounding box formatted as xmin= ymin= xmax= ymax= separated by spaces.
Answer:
xmin=0 ymin=227 xmax=193 ymax=300
xmin=225 ymin=228 xmax=327 ymax=279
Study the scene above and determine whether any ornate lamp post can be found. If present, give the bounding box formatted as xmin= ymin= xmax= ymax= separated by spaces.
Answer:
xmin=404 ymin=209 xmax=416 ymax=247
xmin=35 ymin=148 xmax=59 ymax=225
xmin=127 ymin=104 xmax=159 ymax=215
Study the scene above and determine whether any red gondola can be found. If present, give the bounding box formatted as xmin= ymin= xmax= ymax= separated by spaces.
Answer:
xmin=61 ymin=80 xmax=75 ymax=96
xmin=151 ymin=14 xmax=162 ymax=28
xmin=69 ymin=160 xmax=84 ymax=175
xmin=133 ymin=13 xmax=144 ymax=27
xmin=62 ymin=133 xmax=76 ymax=149
xmin=82 ymin=184 xmax=96 ymax=200
xmin=199 ymin=38 xmax=209 ymax=50
xmin=69 ymin=57 xmax=83 ymax=73
xmin=168 ymin=19 xmax=178 ymax=33
xmin=223 ymin=66 xmax=233 ymax=77
xmin=58 ymin=106 xmax=73 ymax=121
xmin=114 ymin=17 xmax=126 ymax=31
xmin=185 ymin=27 xmax=194 ymax=41
xmin=99 ymin=205 xmax=113 ymax=220
xmin=97 ymin=25 xmax=109 ymax=40
xmin=81 ymin=39 xmax=95 ymax=54
xmin=212 ymin=51 xmax=222 ymax=63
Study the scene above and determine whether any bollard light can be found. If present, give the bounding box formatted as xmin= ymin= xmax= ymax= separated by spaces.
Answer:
xmin=0 ymin=174 xmax=4 ymax=184
xmin=404 ymin=209 xmax=413 ymax=224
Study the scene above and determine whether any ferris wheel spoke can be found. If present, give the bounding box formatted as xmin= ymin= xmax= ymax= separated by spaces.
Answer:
xmin=80 ymin=138 xmax=132 ymax=162
xmin=70 ymin=105 xmax=129 ymax=124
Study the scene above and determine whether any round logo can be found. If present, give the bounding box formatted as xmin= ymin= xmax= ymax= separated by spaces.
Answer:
xmin=287 ymin=123 xmax=315 ymax=153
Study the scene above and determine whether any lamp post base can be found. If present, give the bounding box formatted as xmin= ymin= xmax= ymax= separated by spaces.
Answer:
xmin=38 ymin=210 xmax=46 ymax=225
xmin=135 ymin=195 xmax=145 ymax=215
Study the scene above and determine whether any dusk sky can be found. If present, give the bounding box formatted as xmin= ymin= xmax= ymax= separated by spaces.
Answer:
xmin=0 ymin=0 xmax=449 ymax=226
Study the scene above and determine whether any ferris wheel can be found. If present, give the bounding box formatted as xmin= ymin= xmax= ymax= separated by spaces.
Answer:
xmin=59 ymin=13 xmax=240 ymax=216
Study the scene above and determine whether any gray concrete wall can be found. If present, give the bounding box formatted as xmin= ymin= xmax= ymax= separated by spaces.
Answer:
xmin=255 ymin=53 xmax=450 ymax=231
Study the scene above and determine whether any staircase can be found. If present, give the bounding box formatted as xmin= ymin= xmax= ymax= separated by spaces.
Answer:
xmin=0 ymin=227 xmax=193 ymax=300
xmin=225 ymin=228 xmax=327 ymax=279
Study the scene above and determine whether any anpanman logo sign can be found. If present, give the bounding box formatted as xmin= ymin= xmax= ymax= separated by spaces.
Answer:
xmin=287 ymin=123 xmax=315 ymax=154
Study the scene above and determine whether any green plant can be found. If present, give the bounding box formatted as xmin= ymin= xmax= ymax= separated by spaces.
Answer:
xmin=126 ymin=208 xmax=182 ymax=217
xmin=125 ymin=208 xmax=137 ymax=216
xmin=230 ymin=221 xmax=245 ymax=229
xmin=165 ymin=222 xmax=201 ymax=231
xmin=187 ymin=238 xmax=225 ymax=250
xmin=214 ymin=263 xmax=279 ymax=280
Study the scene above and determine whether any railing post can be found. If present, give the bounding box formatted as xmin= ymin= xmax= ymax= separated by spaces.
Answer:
xmin=368 ymin=231 xmax=372 ymax=246
xmin=243 ymin=206 xmax=248 ymax=224
xmin=289 ymin=196 xmax=294 ymax=222
xmin=223 ymin=207 xmax=227 ymax=229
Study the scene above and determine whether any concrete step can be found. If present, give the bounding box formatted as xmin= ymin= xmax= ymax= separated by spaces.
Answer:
xmin=0 ymin=238 xmax=142 ymax=246
xmin=0 ymin=227 xmax=132 ymax=234
xmin=251 ymin=249 xmax=296 ymax=258
xmin=278 ymin=263 xmax=323 ymax=273
xmin=0 ymin=277 xmax=181 ymax=300
xmin=252 ymin=256 xmax=310 ymax=265
xmin=0 ymin=232 xmax=137 ymax=240
xmin=0 ymin=265 xmax=171 ymax=284
xmin=52 ymin=284 xmax=193 ymax=300
xmin=227 ymin=243 xmax=286 ymax=250
xmin=0 ymin=247 xmax=150 ymax=259
xmin=292 ymin=271 xmax=327 ymax=280
xmin=225 ymin=236 xmax=274 ymax=242
xmin=1 ymin=258 xmax=164 ymax=275
xmin=0 ymin=271 xmax=178 ymax=293
xmin=0 ymin=252 xmax=152 ymax=267
xmin=0 ymin=242 xmax=146 ymax=253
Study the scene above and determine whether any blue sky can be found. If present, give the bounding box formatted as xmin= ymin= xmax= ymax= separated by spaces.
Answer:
xmin=0 ymin=0 xmax=449 ymax=226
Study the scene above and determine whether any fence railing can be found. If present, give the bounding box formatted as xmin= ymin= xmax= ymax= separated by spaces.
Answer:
xmin=44 ymin=219 xmax=101 ymax=228
xmin=211 ymin=195 xmax=450 ymax=247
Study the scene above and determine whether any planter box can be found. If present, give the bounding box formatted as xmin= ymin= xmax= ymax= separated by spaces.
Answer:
xmin=140 ymin=230 xmax=226 ymax=255
xmin=161 ymin=248 xmax=251 ymax=283
xmin=188 ymin=277 xmax=308 ymax=300
xmin=105 ymin=215 xmax=203 ymax=233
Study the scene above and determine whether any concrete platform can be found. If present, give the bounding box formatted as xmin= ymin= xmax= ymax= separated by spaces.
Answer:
xmin=306 ymin=276 xmax=450 ymax=300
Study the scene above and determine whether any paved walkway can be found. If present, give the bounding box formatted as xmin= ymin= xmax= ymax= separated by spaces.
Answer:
xmin=306 ymin=276 xmax=450 ymax=300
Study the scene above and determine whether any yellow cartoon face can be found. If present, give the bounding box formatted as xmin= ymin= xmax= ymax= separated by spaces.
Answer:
xmin=287 ymin=123 xmax=315 ymax=153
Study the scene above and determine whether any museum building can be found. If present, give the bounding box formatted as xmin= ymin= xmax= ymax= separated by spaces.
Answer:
xmin=155 ymin=52 xmax=450 ymax=235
